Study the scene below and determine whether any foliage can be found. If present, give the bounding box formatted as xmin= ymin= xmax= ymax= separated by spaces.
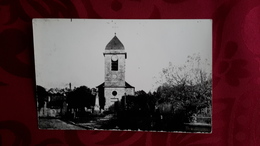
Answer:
xmin=66 ymin=86 xmax=96 ymax=110
xmin=36 ymin=85 xmax=48 ymax=110
xmin=122 ymin=90 xmax=159 ymax=115
xmin=156 ymin=54 xmax=212 ymax=122
xmin=115 ymin=90 xmax=161 ymax=130
xmin=44 ymin=87 xmax=67 ymax=109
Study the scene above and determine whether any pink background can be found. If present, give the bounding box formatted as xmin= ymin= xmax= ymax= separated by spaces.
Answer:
xmin=1 ymin=0 xmax=260 ymax=145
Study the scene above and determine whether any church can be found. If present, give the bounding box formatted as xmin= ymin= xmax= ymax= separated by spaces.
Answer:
xmin=96 ymin=34 xmax=135 ymax=110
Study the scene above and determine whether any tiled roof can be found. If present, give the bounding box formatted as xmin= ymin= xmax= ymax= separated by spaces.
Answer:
xmin=105 ymin=35 xmax=124 ymax=50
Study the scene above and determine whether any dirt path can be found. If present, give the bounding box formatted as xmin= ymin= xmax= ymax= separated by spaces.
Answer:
xmin=76 ymin=114 xmax=117 ymax=129
xmin=38 ymin=118 xmax=85 ymax=130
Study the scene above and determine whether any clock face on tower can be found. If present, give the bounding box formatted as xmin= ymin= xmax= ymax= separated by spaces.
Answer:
xmin=112 ymin=55 xmax=118 ymax=61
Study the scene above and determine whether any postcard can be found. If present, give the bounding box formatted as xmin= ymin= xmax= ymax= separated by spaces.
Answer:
xmin=33 ymin=19 xmax=212 ymax=133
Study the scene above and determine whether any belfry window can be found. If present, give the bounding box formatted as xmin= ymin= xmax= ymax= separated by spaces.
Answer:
xmin=111 ymin=60 xmax=118 ymax=71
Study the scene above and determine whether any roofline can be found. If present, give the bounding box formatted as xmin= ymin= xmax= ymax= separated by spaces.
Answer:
xmin=105 ymin=35 xmax=125 ymax=50
xmin=104 ymin=86 xmax=129 ymax=88
xmin=103 ymin=53 xmax=127 ymax=59
xmin=96 ymin=81 xmax=134 ymax=88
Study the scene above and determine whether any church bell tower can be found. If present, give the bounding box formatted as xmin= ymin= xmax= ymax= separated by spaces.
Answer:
xmin=103 ymin=34 xmax=127 ymax=108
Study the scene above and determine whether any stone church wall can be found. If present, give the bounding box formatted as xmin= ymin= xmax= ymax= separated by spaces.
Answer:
xmin=125 ymin=88 xmax=135 ymax=96
xmin=104 ymin=87 xmax=125 ymax=109
xmin=104 ymin=54 xmax=125 ymax=87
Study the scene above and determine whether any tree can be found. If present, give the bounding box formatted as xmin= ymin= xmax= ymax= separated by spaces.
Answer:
xmin=36 ymin=85 xmax=48 ymax=110
xmin=67 ymin=86 xmax=95 ymax=111
xmin=156 ymin=54 xmax=212 ymax=122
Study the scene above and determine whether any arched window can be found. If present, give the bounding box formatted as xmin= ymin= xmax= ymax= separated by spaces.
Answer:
xmin=111 ymin=60 xmax=118 ymax=71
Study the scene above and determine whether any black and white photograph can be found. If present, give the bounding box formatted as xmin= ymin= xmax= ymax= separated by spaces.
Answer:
xmin=33 ymin=19 xmax=212 ymax=133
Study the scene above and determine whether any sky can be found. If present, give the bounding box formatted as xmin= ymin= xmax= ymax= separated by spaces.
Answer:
xmin=33 ymin=19 xmax=212 ymax=92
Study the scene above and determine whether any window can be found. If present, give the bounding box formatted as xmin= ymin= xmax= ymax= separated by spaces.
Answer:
xmin=112 ymin=91 xmax=117 ymax=96
xmin=111 ymin=60 xmax=118 ymax=71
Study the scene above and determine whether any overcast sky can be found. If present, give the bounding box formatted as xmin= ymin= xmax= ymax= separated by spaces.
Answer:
xmin=33 ymin=19 xmax=212 ymax=92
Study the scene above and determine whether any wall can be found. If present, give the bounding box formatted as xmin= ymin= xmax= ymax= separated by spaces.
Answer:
xmin=104 ymin=87 xmax=125 ymax=109
xmin=104 ymin=54 xmax=126 ymax=87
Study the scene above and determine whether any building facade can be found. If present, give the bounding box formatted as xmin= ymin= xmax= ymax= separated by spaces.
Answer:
xmin=97 ymin=34 xmax=135 ymax=110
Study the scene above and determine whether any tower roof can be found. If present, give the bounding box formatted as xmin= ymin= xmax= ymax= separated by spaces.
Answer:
xmin=105 ymin=35 xmax=124 ymax=50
